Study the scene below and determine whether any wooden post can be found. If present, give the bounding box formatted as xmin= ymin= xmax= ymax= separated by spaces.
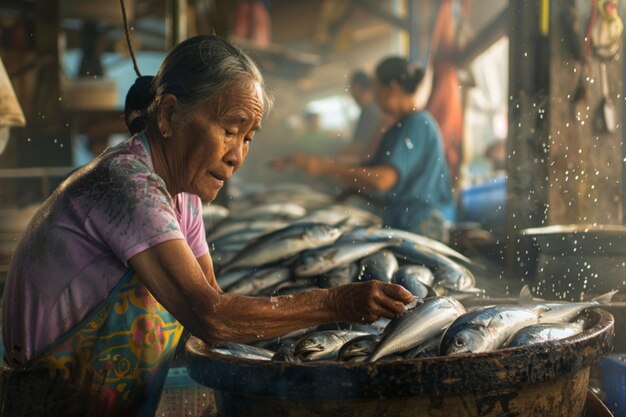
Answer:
xmin=33 ymin=0 xmax=60 ymax=128
xmin=547 ymin=0 xmax=623 ymax=225
xmin=507 ymin=0 xmax=624 ymax=272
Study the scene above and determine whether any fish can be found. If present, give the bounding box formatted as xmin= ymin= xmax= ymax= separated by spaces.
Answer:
xmin=518 ymin=285 xmax=617 ymax=323
xmin=216 ymin=268 xmax=256 ymax=290
xmin=221 ymin=222 xmax=345 ymax=272
xmin=271 ymin=350 xmax=300 ymax=362
xmin=389 ymin=241 xmax=476 ymax=291
xmin=209 ymin=228 xmax=272 ymax=249
xmin=210 ymin=343 xmax=275 ymax=361
xmin=357 ymin=250 xmax=399 ymax=283
xmin=505 ymin=321 xmax=586 ymax=348
xmin=293 ymin=239 xmax=403 ymax=277
xmin=403 ymin=334 xmax=442 ymax=359
xmin=350 ymin=317 xmax=391 ymax=336
xmin=338 ymin=334 xmax=380 ymax=362
xmin=360 ymin=227 xmax=472 ymax=266
xmin=440 ymin=304 xmax=549 ymax=355
xmin=226 ymin=267 xmax=292 ymax=295
xmin=257 ymin=276 xmax=318 ymax=296
xmin=230 ymin=203 xmax=307 ymax=219
xmin=317 ymin=263 xmax=359 ymax=288
xmin=392 ymin=265 xmax=438 ymax=298
xmin=293 ymin=330 xmax=370 ymax=361
xmin=434 ymin=285 xmax=487 ymax=301
xmin=368 ymin=296 xmax=466 ymax=362
xmin=202 ymin=204 xmax=230 ymax=226
xmin=207 ymin=219 xmax=289 ymax=242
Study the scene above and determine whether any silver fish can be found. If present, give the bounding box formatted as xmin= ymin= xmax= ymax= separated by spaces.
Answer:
xmin=350 ymin=317 xmax=391 ymax=336
xmin=207 ymin=219 xmax=289 ymax=242
xmin=294 ymin=330 xmax=370 ymax=361
xmin=338 ymin=334 xmax=380 ymax=362
xmin=257 ymin=277 xmax=318 ymax=296
xmin=231 ymin=203 xmax=307 ymax=219
xmin=440 ymin=304 xmax=549 ymax=355
xmin=294 ymin=239 xmax=403 ymax=277
xmin=226 ymin=267 xmax=291 ymax=295
xmin=403 ymin=334 xmax=442 ymax=359
xmin=518 ymin=285 xmax=617 ymax=323
xmin=390 ymin=241 xmax=476 ymax=291
xmin=211 ymin=343 xmax=275 ymax=361
xmin=505 ymin=321 xmax=586 ymax=348
xmin=202 ymin=204 xmax=230 ymax=226
xmin=216 ymin=268 xmax=256 ymax=290
xmin=392 ymin=265 xmax=438 ymax=298
xmin=358 ymin=250 xmax=399 ymax=283
xmin=209 ymin=228 xmax=271 ymax=248
xmin=359 ymin=227 xmax=472 ymax=266
xmin=368 ymin=297 xmax=466 ymax=362
xmin=271 ymin=349 xmax=300 ymax=362
xmin=221 ymin=222 xmax=344 ymax=271
xmin=318 ymin=263 xmax=359 ymax=288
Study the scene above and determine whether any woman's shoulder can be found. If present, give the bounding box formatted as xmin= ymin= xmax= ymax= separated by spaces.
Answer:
xmin=405 ymin=110 xmax=437 ymax=127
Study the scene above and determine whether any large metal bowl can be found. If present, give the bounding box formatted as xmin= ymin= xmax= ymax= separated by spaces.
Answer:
xmin=186 ymin=308 xmax=614 ymax=417
xmin=521 ymin=224 xmax=626 ymax=299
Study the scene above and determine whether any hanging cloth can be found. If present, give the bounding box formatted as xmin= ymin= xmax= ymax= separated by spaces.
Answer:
xmin=426 ymin=0 xmax=464 ymax=186
xmin=0 ymin=271 xmax=184 ymax=417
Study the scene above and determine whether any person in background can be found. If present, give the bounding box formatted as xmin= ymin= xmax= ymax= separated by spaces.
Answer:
xmin=274 ymin=56 xmax=454 ymax=242
xmin=295 ymin=110 xmax=339 ymax=155
xmin=342 ymin=70 xmax=390 ymax=162
xmin=484 ymin=139 xmax=507 ymax=177
xmin=1 ymin=36 xmax=412 ymax=416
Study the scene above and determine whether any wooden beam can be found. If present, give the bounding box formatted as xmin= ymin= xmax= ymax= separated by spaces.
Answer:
xmin=507 ymin=0 xmax=623 ymax=272
xmin=506 ymin=0 xmax=550 ymax=272
xmin=352 ymin=0 xmax=409 ymax=31
xmin=456 ymin=5 xmax=509 ymax=68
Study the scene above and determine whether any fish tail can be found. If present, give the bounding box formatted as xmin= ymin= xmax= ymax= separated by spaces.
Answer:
xmin=591 ymin=290 xmax=618 ymax=305
xmin=518 ymin=285 xmax=534 ymax=304
xmin=333 ymin=217 xmax=352 ymax=231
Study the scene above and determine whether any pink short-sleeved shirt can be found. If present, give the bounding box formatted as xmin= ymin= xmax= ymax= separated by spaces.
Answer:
xmin=2 ymin=134 xmax=209 ymax=365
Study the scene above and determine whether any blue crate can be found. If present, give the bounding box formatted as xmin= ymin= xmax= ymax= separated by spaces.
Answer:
xmin=459 ymin=176 xmax=507 ymax=235
xmin=164 ymin=366 xmax=199 ymax=389
xmin=601 ymin=354 xmax=626 ymax=417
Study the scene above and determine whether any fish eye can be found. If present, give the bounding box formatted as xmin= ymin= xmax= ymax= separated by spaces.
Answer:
xmin=453 ymin=338 xmax=465 ymax=347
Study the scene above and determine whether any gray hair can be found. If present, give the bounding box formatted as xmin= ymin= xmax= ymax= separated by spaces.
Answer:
xmin=125 ymin=35 xmax=272 ymax=133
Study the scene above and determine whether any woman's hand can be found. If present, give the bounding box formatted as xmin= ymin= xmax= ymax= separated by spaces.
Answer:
xmin=290 ymin=154 xmax=329 ymax=177
xmin=327 ymin=281 xmax=414 ymax=323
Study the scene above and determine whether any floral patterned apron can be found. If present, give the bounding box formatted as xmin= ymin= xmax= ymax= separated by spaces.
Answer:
xmin=0 ymin=270 xmax=183 ymax=417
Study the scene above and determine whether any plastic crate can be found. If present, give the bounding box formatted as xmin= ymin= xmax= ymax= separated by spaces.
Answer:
xmin=459 ymin=176 xmax=506 ymax=235
xmin=156 ymin=367 xmax=216 ymax=417
xmin=601 ymin=354 xmax=626 ymax=417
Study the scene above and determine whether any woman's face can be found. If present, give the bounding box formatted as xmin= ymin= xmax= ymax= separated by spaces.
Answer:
xmin=167 ymin=82 xmax=264 ymax=202
xmin=373 ymin=79 xmax=396 ymax=117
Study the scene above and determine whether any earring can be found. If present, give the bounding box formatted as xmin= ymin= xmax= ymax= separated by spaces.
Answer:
xmin=162 ymin=131 xmax=170 ymax=139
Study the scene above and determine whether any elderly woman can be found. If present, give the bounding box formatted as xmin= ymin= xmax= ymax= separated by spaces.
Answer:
xmin=277 ymin=56 xmax=454 ymax=241
xmin=1 ymin=36 xmax=412 ymax=416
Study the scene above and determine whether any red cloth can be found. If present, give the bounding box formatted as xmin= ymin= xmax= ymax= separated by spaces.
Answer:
xmin=427 ymin=0 xmax=463 ymax=185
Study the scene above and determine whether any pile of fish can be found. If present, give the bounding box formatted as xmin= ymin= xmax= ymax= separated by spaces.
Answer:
xmin=207 ymin=286 xmax=616 ymax=363
xmin=202 ymin=184 xmax=616 ymax=362
xmin=204 ymin=183 xmax=480 ymax=299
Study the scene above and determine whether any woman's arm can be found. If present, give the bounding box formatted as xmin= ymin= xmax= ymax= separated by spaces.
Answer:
xmin=289 ymin=154 xmax=398 ymax=192
xmin=197 ymin=252 xmax=222 ymax=292
xmin=129 ymin=239 xmax=412 ymax=344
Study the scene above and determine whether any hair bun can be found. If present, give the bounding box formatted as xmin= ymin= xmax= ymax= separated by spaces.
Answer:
xmin=124 ymin=75 xmax=155 ymax=134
